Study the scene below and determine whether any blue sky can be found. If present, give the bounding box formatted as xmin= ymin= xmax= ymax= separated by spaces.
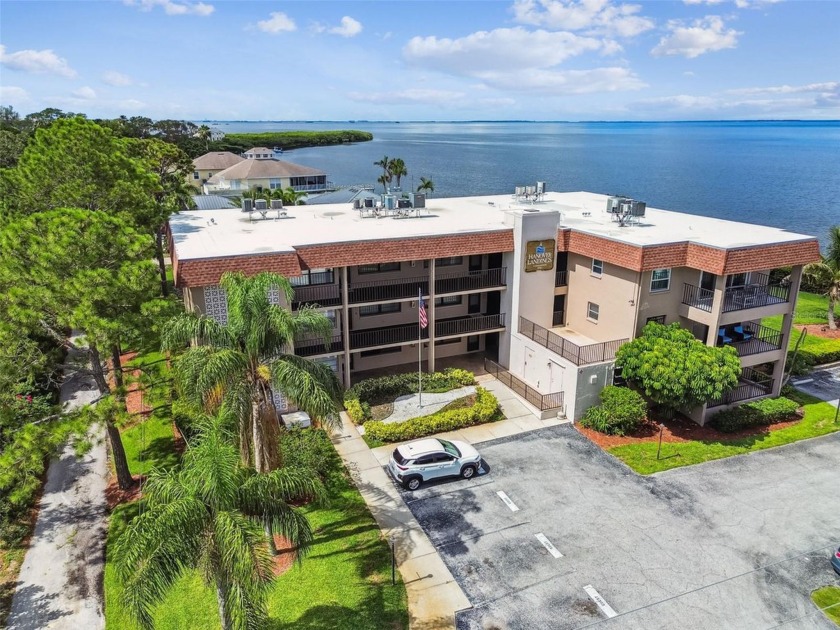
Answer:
xmin=1 ymin=0 xmax=838 ymax=121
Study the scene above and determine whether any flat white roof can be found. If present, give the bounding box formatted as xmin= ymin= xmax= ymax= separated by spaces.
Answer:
xmin=170 ymin=191 xmax=815 ymax=261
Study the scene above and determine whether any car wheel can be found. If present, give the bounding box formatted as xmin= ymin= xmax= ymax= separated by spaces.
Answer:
xmin=404 ymin=476 xmax=422 ymax=491
xmin=461 ymin=465 xmax=477 ymax=480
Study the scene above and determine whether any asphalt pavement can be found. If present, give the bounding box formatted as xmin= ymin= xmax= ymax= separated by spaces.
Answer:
xmin=398 ymin=424 xmax=840 ymax=630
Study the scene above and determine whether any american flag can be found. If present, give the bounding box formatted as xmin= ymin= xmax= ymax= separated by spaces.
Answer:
xmin=418 ymin=291 xmax=428 ymax=329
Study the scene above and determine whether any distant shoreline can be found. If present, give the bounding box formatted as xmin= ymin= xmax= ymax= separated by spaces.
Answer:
xmin=198 ymin=119 xmax=839 ymax=125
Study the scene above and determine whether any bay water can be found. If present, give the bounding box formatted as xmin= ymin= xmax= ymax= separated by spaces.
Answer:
xmin=209 ymin=121 xmax=840 ymax=247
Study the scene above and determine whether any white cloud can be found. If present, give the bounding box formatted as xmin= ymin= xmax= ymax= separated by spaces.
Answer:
xmin=651 ymin=16 xmax=741 ymax=58
xmin=258 ymin=11 xmax=296 ymax=34
xmin=123 ymin=0 xmax=214 ymax=16
xmin=727 ymin=81 xmax=839 ymax=95
xmin=404 ymin=27 xmax=603 ymax=75
xmin=683 ymin=0 xmax=780 ymax=6
xmin=0 ymin=44 xmax=76 ymax=77
xmin=683 ymin=0 xmax=726 ymax=4
xmin=72 ymin=86 xmax=97 ymax=99
xmin=477 ymin=66 xmax=647 ymax=94
xmin=102 ymin=70 xmax=134 ymax=86
xmin=512 ymin=0 xmax=655 ymax=37
xmin=329 ymin=16 xmax=363 ymax=37
xmin=347 ymin=88 xmax=466 ymax=105
xmin=0 ymin=85 xmax=30 ymax=105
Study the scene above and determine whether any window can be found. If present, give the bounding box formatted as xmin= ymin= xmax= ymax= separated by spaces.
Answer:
xmin=358 ymin=262 xmax=400 ymax=274
xmin=360 ymin=346 xmax=402 ymax=357
xmin=650 ymin=268 xmax=671 ymax=292
xmin=435 ymin=337 xmax=462 ymax=346
xmin=424 ymin=256 xmax=463 ymax=268
xmin=434 ymin=295 xmax=462 ymax=307
xmin=591 ymin=259 xmax=603 ymax=276
xmin=269 ymin=178 xmax=283 ymax=190
xmin=193 ymin=171 xmax=200 ymax=180
xmin=359 ymin=303 xmax=401 ymax=316
xmin=646 ymin=315 xmax=666 ymax=325
xmin=587 ymin=302 xmax=600 ymax=321
xmin=290 ymin=269 xmax=334 ymax=286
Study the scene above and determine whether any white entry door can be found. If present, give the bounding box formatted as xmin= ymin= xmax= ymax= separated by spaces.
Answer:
xmin=523 ymin=346 xmax=540 ymax=387
xmin=548 ymin=360 xmax=564 ymax=392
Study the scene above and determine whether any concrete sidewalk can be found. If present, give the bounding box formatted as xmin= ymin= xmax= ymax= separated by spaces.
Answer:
xmin=332 ymin=375 xmax=568 ymax=629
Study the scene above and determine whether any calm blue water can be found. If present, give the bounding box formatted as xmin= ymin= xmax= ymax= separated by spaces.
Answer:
xmin=209 ymin=121 xmax=840 ymax=247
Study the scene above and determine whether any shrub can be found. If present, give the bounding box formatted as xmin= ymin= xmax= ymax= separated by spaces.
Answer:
xmin=344 ymin=368 xmax=476 ymax=423
xmin=579 ymin=386 xmax=647 ymax=436
xmin=712 ymin=396 xmax=800 ymax=433
xmin=280 ymin=428 xmax=342 ymax=485
xmin=363 ymin=387 xmax=500 ymax=443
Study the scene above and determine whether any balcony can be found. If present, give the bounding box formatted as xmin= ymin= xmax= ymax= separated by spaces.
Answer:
xmin=295 ymin=334 xmax=343 ymax=357
xmin=555 ymin=270 xmax=568 ymax=287
xmin=707 ymin=367 xmax=773 ymax=408
xmin=723 ymin=273 xmax=790 ymax=313
xmin=552 ymin=310 xmax=564 ymax=327
xmin=717 ymin=321 xmax=784 ymax=357
xmin=484 ymin=358 xmax=564 ymax=411
xmin=519 ymin=317 xmax=627 ymax=366
xmin=292 ymin=283 xmax=341 ymax=309
xmin=349 ymin=313 xmax=506 ymax=351
xmin=681 ymin=283 xmax=715 ymax=312
xmin=347 ymin=267 xmax=506 ymax=305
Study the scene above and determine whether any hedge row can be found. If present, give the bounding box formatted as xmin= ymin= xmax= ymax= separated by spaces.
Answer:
xmin=579 ymin=386 xmax=647 ymax=436
xmin=788 ymin=347 xmax=840 ymax=375
xmin=344 ymin=368 xmax=476 ymax=423
xmin=362 ymin=387 xmax=501 ymax=443
xmin=711 ymin=396 xmax=800 ymax=433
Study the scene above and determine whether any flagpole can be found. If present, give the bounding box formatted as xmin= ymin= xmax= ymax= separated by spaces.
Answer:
xmin=418 ymin=288 xmax=423 ymax=407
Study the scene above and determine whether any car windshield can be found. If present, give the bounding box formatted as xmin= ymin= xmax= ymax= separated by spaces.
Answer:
xmin=438 ymin=439 xmax=461 ymax=458
xmin=393 ymin=449 xmax=407 ymax=465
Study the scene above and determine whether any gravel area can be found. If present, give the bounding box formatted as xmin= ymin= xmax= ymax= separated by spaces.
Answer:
xmin=382 ymin=386 xmax=476 ymax=424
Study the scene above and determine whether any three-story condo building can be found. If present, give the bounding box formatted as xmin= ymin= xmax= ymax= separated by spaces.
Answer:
xmin=169 ymin=187 xmax=820 ymax=424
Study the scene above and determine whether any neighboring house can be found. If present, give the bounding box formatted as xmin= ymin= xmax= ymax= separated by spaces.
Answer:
xmin=190 ymin=194 xmax=238 ymax=210
xmin=243 ymin=146 xmax=282 ymax=160
xmin=203 ymin=158 xmax=331 ymax=195
xmin=167 ymin=188 xmax=820 ymax=425
xmin=190 ymin=151 xmax=244 ymax=189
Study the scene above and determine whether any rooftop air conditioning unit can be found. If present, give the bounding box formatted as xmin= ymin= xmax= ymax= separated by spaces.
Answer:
xmin=242 ymin=199 xmax=253 ymax=213
xmin=398 ymin=198 xmax=411 ymax=209
xmin=536 ymin=181 xmax=546 ymax=195
xmin=411 ymin=193 xmax=425 ymax=208
xmin=606 ymin=196 xmax=622 ymax=214
xmin=515 ymin=186 xmax=524 ymax=197
xmin=353 ymin=199 xmax=362 ymax=210
xmin=270 ymin=199 xmax=284 ymax=210
xmin=629 ymin=201 xmax=646 ymax=217
xmin=364 ymin=198 xmax=375 ymax=208
xmin=255 ymin=199 xmax=268 ymax=211
xmin=383 ymin=195 xmax=396 ymax=210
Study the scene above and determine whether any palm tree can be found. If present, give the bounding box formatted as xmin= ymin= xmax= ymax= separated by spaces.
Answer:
xmin=114 ymin=411 xmax=324 ymax=630
xmin=417 ymin=177 xmax=435 ymax=197
xmin=374 ymin=155 xmax=391 ymax=192
xmin=161 ymin=271 xmax=343 ymax=473
xmin=196 ymin=124 xmax=212 ymax=152
xmin=802 ymin=225 xmax=840 ymax=329
xmin=389 ymin=158 xmax=407 ymax=190
xmin=277 ymin=186 xmax=306 ymax=206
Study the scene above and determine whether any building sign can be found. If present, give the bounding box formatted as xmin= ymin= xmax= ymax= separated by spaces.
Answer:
xmin=524 ymin=239 xmax=556 ymax=272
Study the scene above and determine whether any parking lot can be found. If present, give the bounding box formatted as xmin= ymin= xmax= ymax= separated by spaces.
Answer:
xmin=395 ymin=425 xmax=840 ymax=629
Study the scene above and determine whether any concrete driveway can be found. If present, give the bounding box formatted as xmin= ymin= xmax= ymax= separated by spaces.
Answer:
xmin=793 ymin=364 xmax=840 ymax=409
xmin=397 ymin=425 xmax=840 ymax=629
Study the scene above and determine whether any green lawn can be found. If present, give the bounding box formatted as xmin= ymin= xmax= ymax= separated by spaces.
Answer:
xmin=608 ymin=390 xmax=839 ymax=475
xmin=121 ymin=413 xmax=179 ymax=475
xmin=764 ymin=291 xmax=839 ymax=342
xmin=104 ymin=448 xmax=408 ymax=629
xmin=812 ymin=586 xmax=840 ymax=626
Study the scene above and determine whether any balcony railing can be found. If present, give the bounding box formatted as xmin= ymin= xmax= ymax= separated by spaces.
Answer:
xmin=347 ymin=267 xmax=506 ymax=305
xmin=294 ymin=334 xmax=343 ymax=357
xmin=555 ymin=270 xmax=568 ymax=287
xmin=682 ymin=283 xmax=715 ymax=312
xmin=552 ymin=310 xmax=564 ymax=327
xmin=718 ymin=321 xmax=784 ymax=357
xmin=723 ymin=273 xmax=790 ymax=312
xmin=707 ymin=367 xmax=774 ymax=408
xmin=484 ymin=358 xmax=564 ymax=411
xmin=519 ymin=317 xmax=627 ymax=366
xmin=292 ymin=283 xmax=342 ymax=309
xmin=349 ymin=313 xmax=506 ymax=350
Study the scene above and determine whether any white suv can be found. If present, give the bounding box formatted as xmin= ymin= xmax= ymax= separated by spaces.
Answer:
xmin=388 ymin=438 xmax=481 ymax=491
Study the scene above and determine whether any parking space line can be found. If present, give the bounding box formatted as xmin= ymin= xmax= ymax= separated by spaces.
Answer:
xmin=497 ymin=490 xmax=519 ymax=512
xmin=583 ymin=584 xmax=617 ymax=618
xmin=792 ymin=378 xmax=814 ymax=384
xmin=534 ymin=533 xmax=563 ymax=558
xmin=434 ymin=521 xmax=531 ymax=550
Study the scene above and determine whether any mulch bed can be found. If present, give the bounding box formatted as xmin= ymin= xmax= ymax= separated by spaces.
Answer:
xmin=105 ymin=475 xmax=146 ymax=511
xmin=577 ymin=413 xmax=803 ymax=450
xmin=796 ymin=324 xmax=840 ymax=340
xmin=270 ymin=535 xmax=297 ymax=576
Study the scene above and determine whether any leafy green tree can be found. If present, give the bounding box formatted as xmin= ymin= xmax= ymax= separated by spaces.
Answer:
xmin=802 ymin=225 xmax=840 ymax=329
xmin=114 ymin=411 xmax=324 ymax=630
xmin=0 ymin=209 xmax=161 ymax=488
xmin=161 ymin=271 xmax=343 ymax=476
xmin=389 ymin=158 xmax=407 ymax=190
xmin=6 ymin=117 xmax=157 ymax=220
xmin=125 ymin=137 xmax=196 ymax=296
xmin=417 ymin=177 xmax=435 ymax=196
xmin=615 ymin=322 xmax=741 ymax=414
